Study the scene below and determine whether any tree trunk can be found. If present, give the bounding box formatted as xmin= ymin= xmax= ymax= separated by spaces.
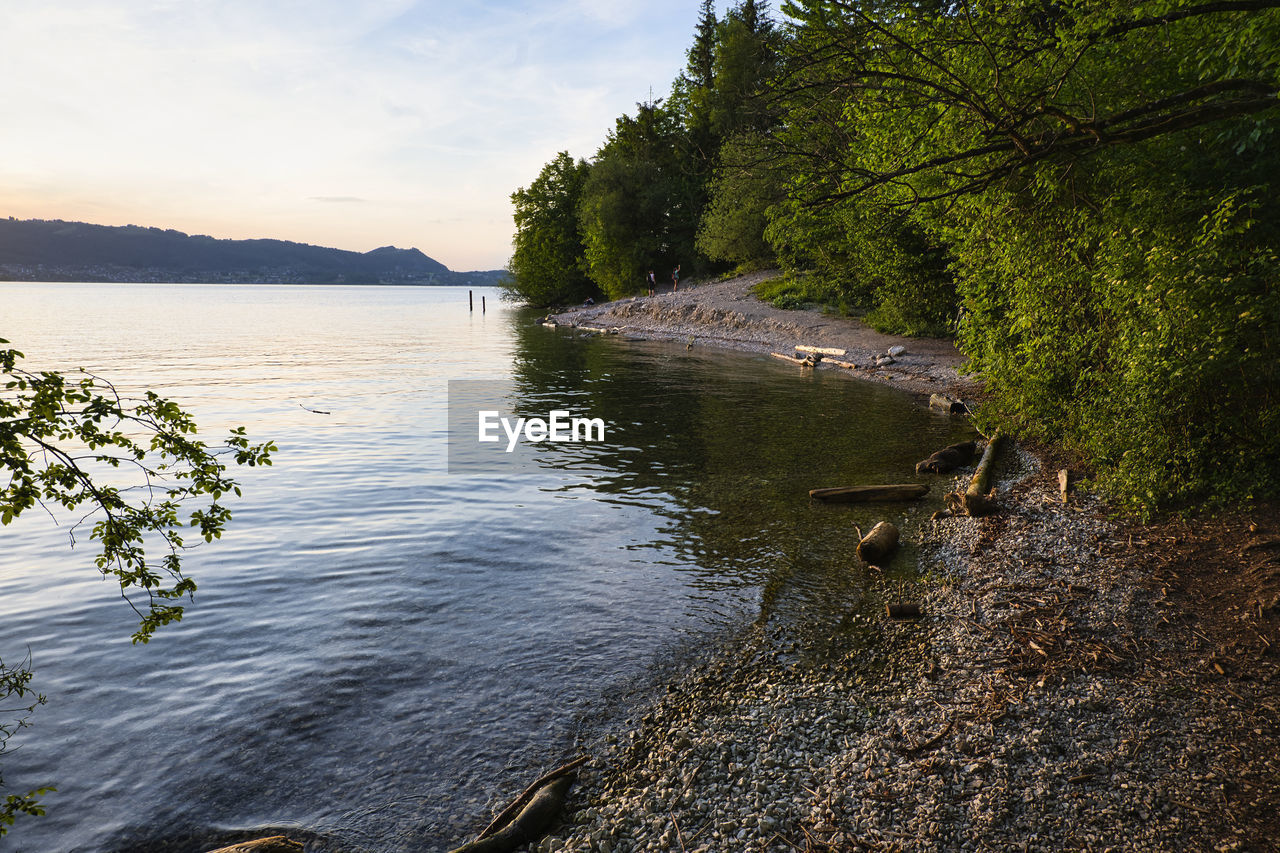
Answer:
xmin=947 ymin=432 xmax=1005 ymax=516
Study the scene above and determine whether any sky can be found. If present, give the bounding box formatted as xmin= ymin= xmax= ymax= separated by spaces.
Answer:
xmin=0 ymin=1 xmax=748 ymax=271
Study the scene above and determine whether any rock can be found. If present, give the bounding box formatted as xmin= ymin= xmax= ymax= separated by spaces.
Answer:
xmin=888 ymin=345 xmax=906 ymax=357
xmin=929 ymin=393 xmax=969 ymax=414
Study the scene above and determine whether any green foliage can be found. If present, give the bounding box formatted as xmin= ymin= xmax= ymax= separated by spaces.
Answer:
xmin=1 ymin=342 xmax=277 ymax=641
xmin=696 ymin=133 xmax=779 ymax=266
xmin=0 ymin=654 xmax=51 ymax=837
xmin=508 ymin=0 xmax=1280 ymax=514
xmin=1082 ymin=190 xmax=1280 ymax=516
xmin=506 ymin=152 xmax=596 ymax=307
xmin=761 ymin=0 xmax=1280 ymax=514
xmin=752 ymin=272 xmax=851 ymax=313
xmin=1 ymin=339 xmax=274 ymax=834
xmin=578 ymin=101 xmax=702 ymax=299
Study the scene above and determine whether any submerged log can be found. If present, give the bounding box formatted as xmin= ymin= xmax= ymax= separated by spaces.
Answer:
xmin=450 ymin=777 xmax=576 ymax=853
xmin=857 ymin=521 xmax=900 ymax=563
xmin=810 ymin=484 xmax=929 ymax=503
xmin=206 ymin=838 xmax=303 ymax=853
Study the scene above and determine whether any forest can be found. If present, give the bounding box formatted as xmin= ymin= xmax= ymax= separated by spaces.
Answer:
xmin=505 ymin=0 xmax=1280 ymax=518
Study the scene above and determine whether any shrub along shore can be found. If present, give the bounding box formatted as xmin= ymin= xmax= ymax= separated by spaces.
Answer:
xmin=507 ymin=1 xmax=1280 ymax=522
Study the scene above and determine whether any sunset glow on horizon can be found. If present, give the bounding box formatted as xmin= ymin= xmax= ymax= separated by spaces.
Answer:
xmin=0 ymin=1 xmax=721 ymax=271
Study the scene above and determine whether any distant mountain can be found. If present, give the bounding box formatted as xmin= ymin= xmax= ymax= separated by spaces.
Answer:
xmin=0 ymin=218 xmax=507 ymax=286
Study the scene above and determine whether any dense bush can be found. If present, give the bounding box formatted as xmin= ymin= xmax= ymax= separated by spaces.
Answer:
xmin=508 ymin=0 xmax=1280 ymax=514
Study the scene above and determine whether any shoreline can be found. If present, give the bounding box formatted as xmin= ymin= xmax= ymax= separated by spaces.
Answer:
xmin=529 ymin=275 xmax=1280 ymax=851
xmin=549 ymin=271 xmax=974 ymax=399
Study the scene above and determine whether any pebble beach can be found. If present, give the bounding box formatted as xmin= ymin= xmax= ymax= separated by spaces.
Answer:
xmin=526 ymin=274 xmax=1280 ymax=853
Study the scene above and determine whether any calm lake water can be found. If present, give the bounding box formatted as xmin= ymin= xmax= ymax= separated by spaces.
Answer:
xmin=0 ymin=283 xmax=971 ymax=852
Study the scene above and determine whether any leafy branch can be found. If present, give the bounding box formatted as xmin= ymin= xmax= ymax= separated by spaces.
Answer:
xmin=1 ymin=339 xmax=275 ymax=643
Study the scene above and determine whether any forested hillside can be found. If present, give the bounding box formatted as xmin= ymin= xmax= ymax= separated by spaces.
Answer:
xmin=506 ymin=0 xmax=1280 ymax=515
xmin=0 ymin=218 xmax=504 ymax=285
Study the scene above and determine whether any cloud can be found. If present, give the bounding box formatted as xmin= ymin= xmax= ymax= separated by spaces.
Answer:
xmin=0 ymin=0 xmax=725 ymax=269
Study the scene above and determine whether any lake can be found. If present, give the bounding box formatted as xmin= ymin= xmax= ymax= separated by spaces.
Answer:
xmin=0 ymin=283 xmax=971 ymax=851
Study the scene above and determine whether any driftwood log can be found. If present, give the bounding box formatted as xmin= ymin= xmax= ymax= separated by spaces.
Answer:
xmin=857 ymin=521 xmax=900 ymax=563
xmin=795 ymin=344 xmax=847 ymax=356
xmin=205 ymin=838 xmax=303 ymax=853
xmin=914 ymin=440 xmax=979 ymax=475
xmin=945 ymin=432 xmax=1006 ymax=517
xmin=809 ymin=484 xmax=928 ymax=503
xmin=448 ymin=757 xmax=587 ymax=853
xmin=773 ymin=350 xmax=829 ymax=367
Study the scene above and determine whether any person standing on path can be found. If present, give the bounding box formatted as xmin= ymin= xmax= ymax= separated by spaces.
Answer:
xmin=647 ymin=270 xmax=656 ymax=296
xmin=672 ymin=264 xmax=681 ymax=292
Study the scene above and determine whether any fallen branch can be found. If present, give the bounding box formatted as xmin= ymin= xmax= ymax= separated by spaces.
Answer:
xmin=902 ymin=719 xmax=955 ymax=755
xmin=448 ymin=756 xmax=588 ymax=853
xmin=771 ymin=351 xmax=822 ymax=366
xmin=206 ymin=838 xmax=303 ymax=853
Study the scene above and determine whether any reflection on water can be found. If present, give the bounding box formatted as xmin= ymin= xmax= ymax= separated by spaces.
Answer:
xmin=507 ymin=319 xmax=970 ymax=630
xmin=0 ymin=284 xmax=971 ymax=852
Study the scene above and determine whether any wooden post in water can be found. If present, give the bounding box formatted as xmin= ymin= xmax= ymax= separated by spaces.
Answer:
xmin=482 ymin=295 xmax=486 ymax=313
xmin=469 ymin=290 xmax=474 ymax=311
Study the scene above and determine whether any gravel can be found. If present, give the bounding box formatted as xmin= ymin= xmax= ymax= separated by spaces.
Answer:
xmin=549 ymin=273 xmax=967 ymax=396
xmin=522 ymin=278 xmax=1278 ymax=852
xmin=522 ymin=445 xmax=1273 ymax=853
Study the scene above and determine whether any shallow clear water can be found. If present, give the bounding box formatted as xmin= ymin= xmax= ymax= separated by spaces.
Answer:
xmin=0 ymin=283 xmax=971 ymax=851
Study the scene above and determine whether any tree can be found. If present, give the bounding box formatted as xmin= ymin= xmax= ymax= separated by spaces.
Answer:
xmin=683 ymin=0 xmax=721 ymax=159
xmin=772 ymin=0 xmax=1280 ymax=513
xmin=695 ymin=132 xmax=781 ymax=266
xmin=506 ymin=152 xmax=596 ymax=306
xmin=709 ymin=0 xmax=781 ymax=139
xmin=578 ymin=100 xmax=702 ymax=298
xmin=0 ymin=339 xmax=274 ymax=834
xmin=774 ymin=0 xmax=1280 ymax=205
